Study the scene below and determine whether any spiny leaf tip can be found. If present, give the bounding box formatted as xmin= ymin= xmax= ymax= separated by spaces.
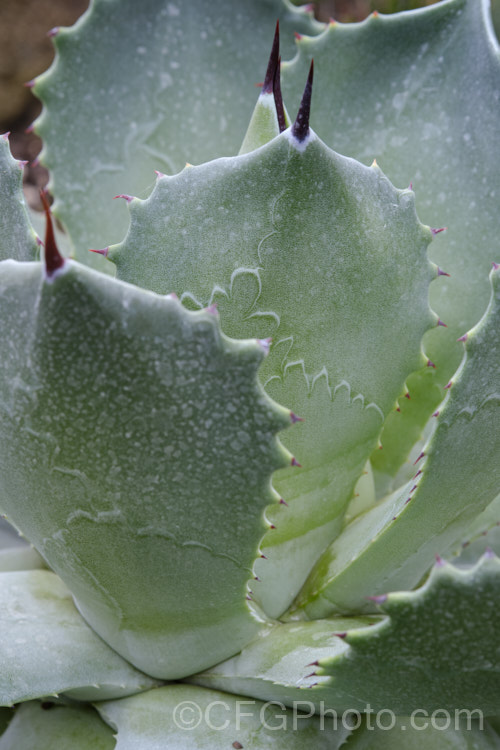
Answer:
xmin=291 ymin=60 xmax=314 ymax=142
xmin=40 ymin=189 xmax=65 ymax=276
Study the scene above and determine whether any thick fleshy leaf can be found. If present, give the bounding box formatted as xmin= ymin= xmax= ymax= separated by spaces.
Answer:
xmin=109 ymin=129 xmax=436 ymax=619
xmin=316 ymin=553 xmax=500 ymax=715
xmin=295 ymin=265 xmax=500 ymax=616
xmin=0 ymin=702 xmax=115 ymax=750
xmin=281 ymin=0 xmax=500 ymax=480
xmin=0 ymin=570 xmax=158 ymax=705
xmin=34 ymin=0 xmax=322 ymax=261
xmin=197 ymin=553 xmax=500 ymax=716
xmin=96 ymin=684 xmax=351 ymax=749
xmin=191 ymin=616 xmax=379 ymax=707
xmin=0 ymin=135 xmax=39 ymax=262
xmin=0 ymin=259 xmax=291 ymax=679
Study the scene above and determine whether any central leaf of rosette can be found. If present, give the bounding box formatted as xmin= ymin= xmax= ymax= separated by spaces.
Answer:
xmin=109 ymin=125 xmax=436 ymax=619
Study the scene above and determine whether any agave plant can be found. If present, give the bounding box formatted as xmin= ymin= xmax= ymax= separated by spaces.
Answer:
xmin=0 ymin=0 xmax=499 ymax=746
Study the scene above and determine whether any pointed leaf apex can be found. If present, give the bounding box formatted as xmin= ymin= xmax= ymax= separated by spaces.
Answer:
xmin=367 ymin=594 xmax=388 ymax=604
xmin=291 ymin=60 xmax=314 ymax=143
xmin=89 ymin=247 xmax=109 ymax=258
xmin=257 ymin=337 xmax=272 ymax=354
xmin=263 ymin=21 xmax=280 ymax=95
xmin=40 ymin=189 xmax=65 ymax=277
xmin=273 ymin=56 xmax=286 ymax=133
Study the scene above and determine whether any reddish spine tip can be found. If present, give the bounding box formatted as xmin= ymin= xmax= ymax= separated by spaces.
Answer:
xmin=436 ymin=319 xmax=447 ymax=328
xmin=408 ymin=181 xmax=413 ymax=190
xmin=414 ymin=469 xmax=422 ymax=479
xmin=291 ymin=60 xmax=314 ymax=142
xmin=47 ymin=27 xmax=59 ymax=38
xmin=396 ymin=406 xmax=401 ymax=412
xmin=335 ymin=632 xmax=347 ymax=639
xmin=260 ymin=554 xmax=268 ymax=559
xmin=456 ymin=333 xmax=468 ymax=342
xmin=431 ymin=227 xmax=446 ymax=235
xmin=279 ymin=498 xmax=289 ymax=506
xmin=154 ymin=170 xmax=165 ymax=179
xmin=204 ymin=303 xmax=218 ymax=315
xmin=290 ymin=412 xmax=304 ymax=424
xmin=492 ymin=262 xmax=500 ymax=271
xmin=444 ymin=381 xmax=453 ymax=390
xmin=89 ymin=247 xmax=109 ymax=258
xmin=31 ymin=157 xmax=40 ymax=167
xmin=24 ymin=124 xmax=35 ymax=134
xmin=434 ymin=554 xmax=445 ymax=567
xmin=432 ymin=410 xmax=440 ymax=418
xmin=269 ymin=524 xmax=277 ymax=530
xmin=427 ymin=359 xmax=436 ymax=368
xmin=367 ymin=594 xmax=388 ymax=604
xmin=291 ymin=457 xmax=302 ymax=468
xmin=40 ymin=189 xmax=65 ymax=276
xmin=24 ymin=79 xmax=36 ymax=89
xmin=306 ymin=660 xmax=320 ymax=667
xmin=18 ymin=160 xmax=29 ymax=169
xmin=233 ymin=743 xmax=244 ymax=750
xmin=294 ymin=31 xmax=303 ymax=40
xmin=372 ymin=9 xmax=379 ymax=17
xmin=484 ymin=547 xmax=495 ymax=559
xmin=263 ymin=21 xmax=280 ymax=95
xmin=35 ymin=235 xmax=43 ymax=247
xmin=437 ymin=267 xmax=450 ymax=277
xmin=414 ymin=452 xmax=425 ymax=465
xmin=1 ymin=131 xmax=10 ymax=141
xmin=257 ymin=338 xmax=272 ymax=354
xmin=305 ymin=672 xmax=317 ymax=679
xmin=404 ymin=392 xmax=411 ymax=400
xmin=113 ymin=194 xmax=134 ymax=203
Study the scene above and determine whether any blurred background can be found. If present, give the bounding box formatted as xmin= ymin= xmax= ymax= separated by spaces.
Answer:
xmin=1 ymin=0 xmax=499 ymax=209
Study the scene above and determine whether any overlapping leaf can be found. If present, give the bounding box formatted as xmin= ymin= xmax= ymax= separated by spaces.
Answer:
xmin=0 ymin=702 xmax=115 ymax=750
xmin=194 ymin=553 xmax=500 ymax=716
xmin=95 ymin=684 xmax=351 ymax=749
xmin=33 ymin=0 xmax=322 ymax=261
xmin=108 ymin=128 xmax=436 ymax=618
xmin=0 ymin=258 xmax=291 ymax=679
xmin=281 ymin=0 xmax=500 ymax=481
xmin=294 ymin=265 xmax=500 ymax=616
xmin=0 ymin=570 xmax=158 ymax=705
